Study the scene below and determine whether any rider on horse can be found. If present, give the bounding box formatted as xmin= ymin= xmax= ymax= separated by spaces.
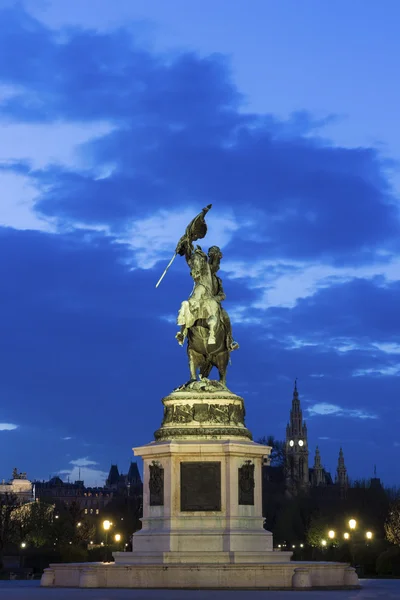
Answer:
xmin=175 ymin=244 xmax=239 ymax=352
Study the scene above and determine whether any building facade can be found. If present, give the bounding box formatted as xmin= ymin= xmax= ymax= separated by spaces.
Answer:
xmin=33 ymin=461 xmax=142 ymax=516
xmin=0 ymin=468 xmax=33 ymax=503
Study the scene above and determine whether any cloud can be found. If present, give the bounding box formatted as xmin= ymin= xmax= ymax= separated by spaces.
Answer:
xmin=69 ymin=457 xmax=98 ymax=467
xmin=222 ymin=257 xmax=400 ymax=310
xmin=125 ymin=206 xmax=240 ymax=269
xmin=0 ymin=423 xmax=18 ymax=431
xmin=0 ymin=121 xmax=114 ymax=170
xmin=353 ymin=365 xmax=400 ymax=377
xmin=59 ymin=456 xmax=109 ymax=486
xmin=0 ymin=169 xmax=55 ymax=232
xmin=0 ymin=6 xmax=397 ymax=268
xmin=59 ymin=466 xmax=108 ymax=487
xmin=61 ymin=436 xmax=72 ymax=440
xmin=228 ymin=305 xmax=262 ymax=326
xmin=306 ymin=403 xmax=378 ymax=420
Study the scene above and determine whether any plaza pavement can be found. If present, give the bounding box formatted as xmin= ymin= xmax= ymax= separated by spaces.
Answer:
xmin=0 ymin=579 xmax=399 ymax=599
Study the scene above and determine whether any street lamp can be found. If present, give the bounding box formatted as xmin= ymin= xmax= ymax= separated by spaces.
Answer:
xmin=103 ymin=520 xmax=111 ymax=562
xmin=343 ymin=532 xmax=350 ymax=540
xmin=328 ymin=530 xmax=335 ymax=540
xmin=321 ymin=539 xmax=327 ymax=547
xmin=20 ymin=542 xmax=27 ymax=568
xmin=366 ymin=531 xmax=373 ymax=540
xmin=349 ymin=519 xmax=357 ymax=530
xmin=115 ymin=534 xmax=121 ymax=542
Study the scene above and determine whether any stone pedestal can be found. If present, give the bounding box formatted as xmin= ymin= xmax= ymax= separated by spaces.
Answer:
xmin=115 ymin=438 xmax=280 ymax=565
xmin=43 ymin=382 xmax=360 ymax=589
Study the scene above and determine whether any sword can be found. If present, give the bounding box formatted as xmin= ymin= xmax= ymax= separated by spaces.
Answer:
xmin=155 ymin=252 xmax=177 ymax=288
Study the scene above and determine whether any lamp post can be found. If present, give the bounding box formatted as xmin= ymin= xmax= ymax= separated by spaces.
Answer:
xmin=20 ymin=542 xmax=26 ymax=568
xmin=103 ymin=520 xmax=111 ymax=562
xmin=115 ymin=533 xmax=122 ymax=551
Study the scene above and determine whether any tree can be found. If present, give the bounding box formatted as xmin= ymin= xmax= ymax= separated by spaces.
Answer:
xmin=54 ymin=502 xmax=95 ymax=548
xmin=385 ymin=501 xmax=400 ymax=545
xmin=257 ymin=435 xmax=286 ymax=468
xmin=101 ymin=494 xmax=142 ymax=547
xmin=0 ymin=493 xmax=19 ymax=569
xmin=12 ymin=500 xmax=55 ymax=548
xmin=306 ymin=514 xmax=330 ymax=547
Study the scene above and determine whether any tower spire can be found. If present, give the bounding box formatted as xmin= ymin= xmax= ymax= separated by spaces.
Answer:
xmin=285 ymin=381 xmax=309 ymax=493
xmin=312 ymin=446 xmax=324 ymax=486
xmin=336 ymin=447 xmax=348 ymax=498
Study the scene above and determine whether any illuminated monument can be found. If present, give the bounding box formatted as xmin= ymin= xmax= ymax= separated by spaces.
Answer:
xmin=42 ymin=207 xmax=359 ymax=589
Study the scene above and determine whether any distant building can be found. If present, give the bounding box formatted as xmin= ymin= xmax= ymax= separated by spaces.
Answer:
xmin=284 ymin=382 xmax=349 ymax=496
xmin=285 ymin=380 xmax=310 ymax=493
xmin=33 ymin=461 xmax=142 ymax=516
xmin=0 ymin=468 xmax=33 ymax=503
xmin=105 ymin=462 xmax=142 ymax=497
xmin=33 ymin=477 xmax=113 ymax=516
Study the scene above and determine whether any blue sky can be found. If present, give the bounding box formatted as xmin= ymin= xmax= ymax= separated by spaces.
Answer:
xmin=0 ymin=0 xmax=400 ymax=486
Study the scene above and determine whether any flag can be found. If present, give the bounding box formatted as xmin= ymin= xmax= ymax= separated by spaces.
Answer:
xmin=175 ymin=204 xmax=212 ymax=256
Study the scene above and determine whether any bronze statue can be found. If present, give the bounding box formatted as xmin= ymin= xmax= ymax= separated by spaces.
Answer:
xmin=156 ymin=205 xmax=238 ymax=386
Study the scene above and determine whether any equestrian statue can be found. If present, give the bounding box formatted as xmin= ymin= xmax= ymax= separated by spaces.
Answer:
xmin=156 ymin=205 xmax=238 ymax=387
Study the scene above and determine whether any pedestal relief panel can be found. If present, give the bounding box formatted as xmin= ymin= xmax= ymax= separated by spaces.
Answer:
xmin=180 ymin=461 xmax=221 ymax=511
xmin=149 ymin=462 xmax=164 ymax=506
xmin=238 ymin=460 xmax=255 ymax=505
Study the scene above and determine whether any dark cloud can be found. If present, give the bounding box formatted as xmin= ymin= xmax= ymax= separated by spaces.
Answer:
xmin=0 ymin=6 xmax=398 ymax=262
xmin=264 ymin=277 xmax=400 ymax=344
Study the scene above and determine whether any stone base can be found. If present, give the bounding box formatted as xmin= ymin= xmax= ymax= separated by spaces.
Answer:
xmin=113 ymin=549 xmax=292 ymax=565
xmin=41 ymin=561 xmax=360 ymax=589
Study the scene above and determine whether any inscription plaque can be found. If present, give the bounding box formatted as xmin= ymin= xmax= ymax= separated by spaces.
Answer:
xmin=180 ymin=462 xmax=221 ymax=511
xmin=149 ymin=462 xmax=164 ymax=506
xmin=238 ymin=461 xmax=255 ymax=505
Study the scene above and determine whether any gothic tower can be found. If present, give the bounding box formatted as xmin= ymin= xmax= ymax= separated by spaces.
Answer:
xmin=311 ymin=446 xmax=325 ymax=487
xmin=335 ymin=447 xmax=348 ymax=498
xmin=285 ymin=381 xmax=309 ymax=493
